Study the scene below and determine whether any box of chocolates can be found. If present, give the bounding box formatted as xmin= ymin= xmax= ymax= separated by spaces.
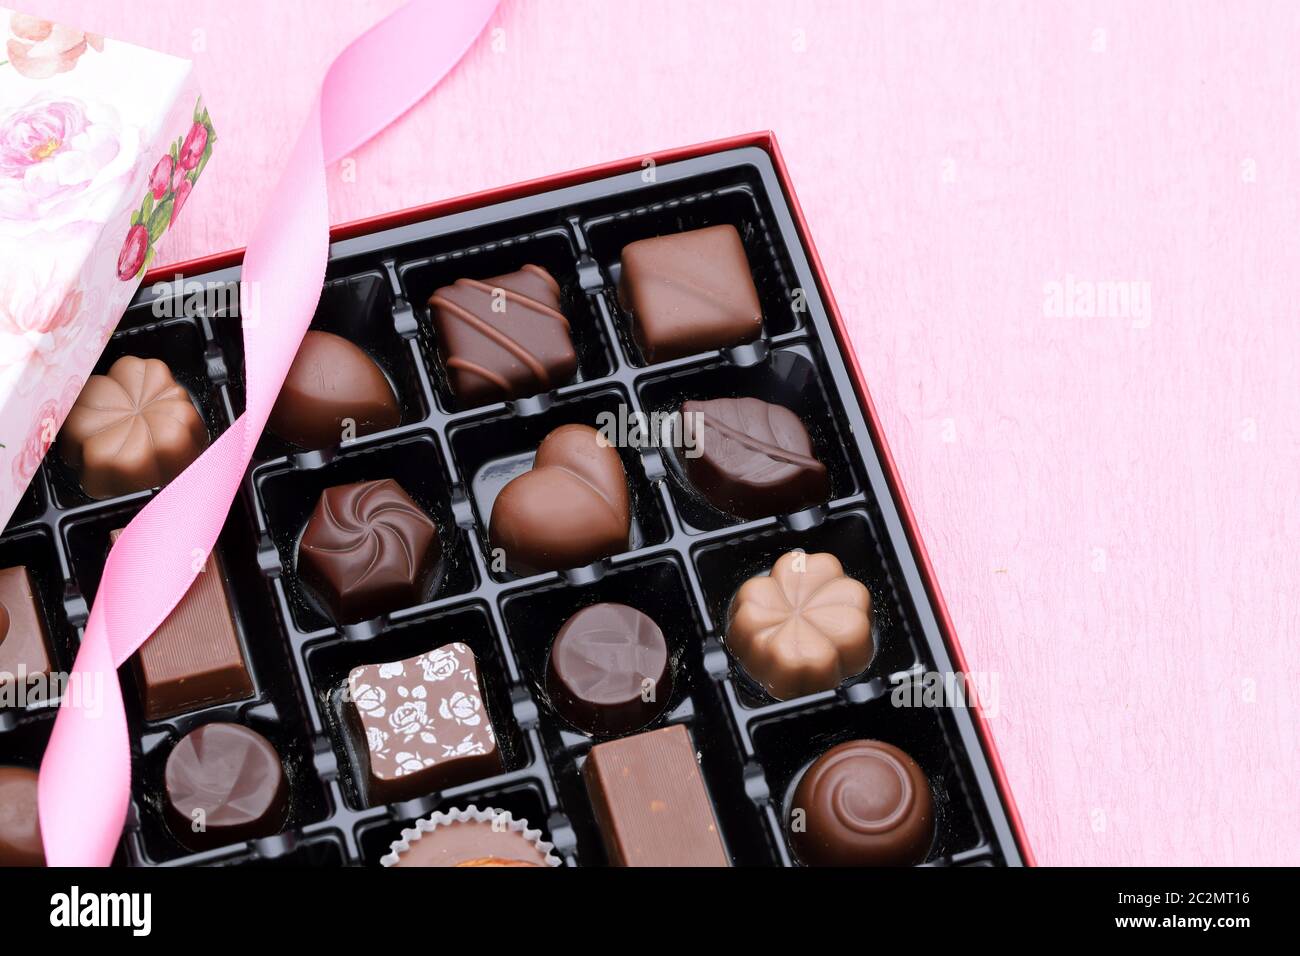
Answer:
xmin=0 ymin=133 xmax=1032 ymax=867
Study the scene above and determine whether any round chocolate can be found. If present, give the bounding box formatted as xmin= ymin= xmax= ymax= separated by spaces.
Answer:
xmin=268 ymin=331 xmax=400 ymax=449
xmin=0 ymin=766 xmax=44 ymax=866
xmin=164 ymin=723 xmax=288 ymax=850
xmin=389 ymin=816 xmax=553 ymax=868
xmin=546 ymin=603 xmax=670 ymax=735
xmin=790 ymin=740 xmax=934 ymax=867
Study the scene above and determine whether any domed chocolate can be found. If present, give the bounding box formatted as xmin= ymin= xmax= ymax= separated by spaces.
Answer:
xmin=298 ymin=479 xmax=441 ymax=622
xmin=59 ymin=355 xmax=208 ymax=499
xmin=790 ymin=740 xmax=934 ymax=866
xmin=267 ymin=331 xmax=400 ymax=449
xmin=164 ymin=723 xmax=288 ymax=850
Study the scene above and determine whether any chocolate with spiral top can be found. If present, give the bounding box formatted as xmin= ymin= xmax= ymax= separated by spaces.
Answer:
xmin=429 ymin=264 xmax=577 ymax=406
xmin=789 ymin=739 xmax=934 ymax=866
xmin=298 ymin=478 xmax=441 ymax=622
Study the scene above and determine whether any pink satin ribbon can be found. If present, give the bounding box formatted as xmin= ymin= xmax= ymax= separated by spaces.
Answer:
xmin=38 ymin=0 xmax=500 ymax=867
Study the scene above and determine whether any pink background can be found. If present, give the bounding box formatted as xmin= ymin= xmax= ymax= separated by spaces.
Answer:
xmin=29 ymin=0 xmax=1298 ymax=866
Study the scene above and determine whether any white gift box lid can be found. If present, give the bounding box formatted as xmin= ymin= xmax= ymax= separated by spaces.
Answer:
xmin=0 ymin=9 xmax=215 ymax=528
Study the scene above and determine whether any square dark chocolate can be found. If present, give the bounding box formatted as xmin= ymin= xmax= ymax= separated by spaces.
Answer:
xmin=428 ymin=264 xmax=577 ymax=407
xmin=0 ymin=566 xmax=52 ymax=699
xmin=346 ymin=642 xmax=501 ymax=804
xmin=111 ymin=530 xmax=254 ymax=721
xmin=617 ymin=224 xmax=763 ymax=363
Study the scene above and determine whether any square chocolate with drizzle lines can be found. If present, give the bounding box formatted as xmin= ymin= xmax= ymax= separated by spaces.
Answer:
xmin=429 ymin=264 xmax=577 ymax=407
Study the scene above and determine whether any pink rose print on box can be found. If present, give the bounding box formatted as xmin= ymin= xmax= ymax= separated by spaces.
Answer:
xmin=0 ymin=93 xmax=139 ymax=236
xmin=0 ymin=234 xmax=106 ymax=389
xmin=3 ymin=13 xmax=103 ymax=80
xmin=178 ymin=121 xmax=207 ymax=170
xmin=11 ymin=373 xmax=82 ymax=487
xmin=114 ymin=98 xmax=215 ymax=281
xmin=345 ymin=642 xmax=503 ymax=803
xmin=0 ymin=262 xmax=80 ymax=338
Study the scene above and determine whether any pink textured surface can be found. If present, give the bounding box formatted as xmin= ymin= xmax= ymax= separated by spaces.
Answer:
xmin=29 ymin=0 xmax=1298 ymax=866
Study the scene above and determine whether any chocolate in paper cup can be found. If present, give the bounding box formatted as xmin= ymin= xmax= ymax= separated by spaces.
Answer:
xmin=381 ymin=805 xmax=561 ymax=867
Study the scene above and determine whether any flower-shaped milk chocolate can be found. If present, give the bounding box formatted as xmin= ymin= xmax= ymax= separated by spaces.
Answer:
xmin=58 ymin=355 xmax=208 ymax=499
xmin=726 ymin=550 xmax=873 ymax=700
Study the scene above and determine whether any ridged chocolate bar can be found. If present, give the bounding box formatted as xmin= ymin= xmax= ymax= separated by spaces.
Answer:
xmin=583 ymin=724 xmax=729 ymax=866
xmin=0 ymin=566 xmax=51 ymax=692
xmin=111 ymin=529 xmax=253 ymax=720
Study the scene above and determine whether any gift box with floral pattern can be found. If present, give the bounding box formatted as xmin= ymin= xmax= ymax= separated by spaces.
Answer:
xmin=0 ymin=8 xmax=214 ymax=528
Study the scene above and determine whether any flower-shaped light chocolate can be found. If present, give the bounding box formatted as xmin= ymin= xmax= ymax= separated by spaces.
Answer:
xmin=58 ymin=355 xmax=208 ymax=499
xmin=726 ymin=550 xmax=873 ymax=700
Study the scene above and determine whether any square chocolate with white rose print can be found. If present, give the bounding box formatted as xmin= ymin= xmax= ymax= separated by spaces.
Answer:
xmin=345 ymin=642 xmax=502 ymax=805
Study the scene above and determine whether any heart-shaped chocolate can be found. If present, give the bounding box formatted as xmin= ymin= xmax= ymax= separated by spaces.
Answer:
xmin=488 ymin=423 xmax=630 ymax=574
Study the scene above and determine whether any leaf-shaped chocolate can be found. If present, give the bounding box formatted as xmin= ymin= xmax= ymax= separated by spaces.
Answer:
xmin=679 ymin=397 xmax=830 ymax=519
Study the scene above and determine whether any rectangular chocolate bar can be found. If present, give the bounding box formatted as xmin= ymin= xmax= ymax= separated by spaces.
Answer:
xmin=0 ymin=566 xmax=52 ymax=694
xmin=111 ymin=530 xmax=253 ymax=720
xmin=583 ymin=724 xmax=729 ymax=866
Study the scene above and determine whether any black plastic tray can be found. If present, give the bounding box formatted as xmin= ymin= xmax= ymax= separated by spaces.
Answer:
xmin=0 ymin=146 xmax=1025 ymax=867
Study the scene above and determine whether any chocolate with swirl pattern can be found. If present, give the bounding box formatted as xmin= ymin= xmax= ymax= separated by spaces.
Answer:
xmin=298 ymin=478 xmax=441 ymax=622
xmin=429 ymin=264 xmax=577 ymax=407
